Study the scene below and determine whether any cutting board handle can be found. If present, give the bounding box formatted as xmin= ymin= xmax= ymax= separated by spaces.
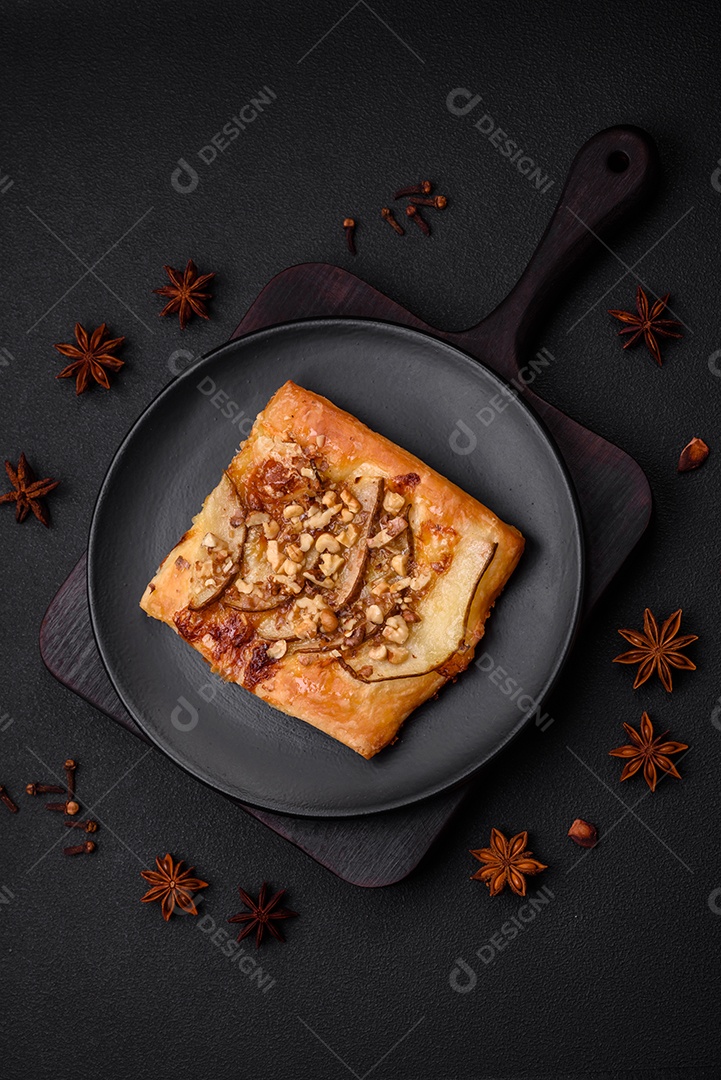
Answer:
xmin=460 ymin=126 xmax=659 ymax=365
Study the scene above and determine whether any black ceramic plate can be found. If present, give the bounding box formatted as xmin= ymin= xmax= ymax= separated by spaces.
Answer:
xmin=88 ymin=319 xmax=583 ymax=817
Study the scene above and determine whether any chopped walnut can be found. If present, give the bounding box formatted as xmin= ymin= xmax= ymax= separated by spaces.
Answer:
xmin=319 ymin=552 xmax=344 ymax=576
xmin=267 ymin=640 xmax=287 ymax=659
xmin=410 ymin=569 xmax=432 ymax=591
xmin=337 ymin=523 xmax=359 ymax=547
xmin=315 ymin=532 xmax=341 ymax=554
xmin=383 ymin=491 xmax=405 ymax=514
xmin=303 ymin=571 xmax=332 ymax=588
xmin=383 ymin=615 xmax=410 ymax=644
xmin=367 ymin=517 xmax=407 ymax=549
xmin=283 ymin=503 xmax=304 ymax=519
xmin=390 ymin=553 xmax=408 ymax=576
xmin=305 ymin=506 xmax=339 ymax=529
xmin=340 ymin=489 xmax=361 ymax=514
xmin=386 ymin=516 xmax=408 ymax=538
xmin=266 ymin=539 xmax=282 ymax=570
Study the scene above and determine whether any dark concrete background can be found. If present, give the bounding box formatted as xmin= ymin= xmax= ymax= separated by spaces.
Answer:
xmin=1 ymin=2 xmax=720 ymax=1076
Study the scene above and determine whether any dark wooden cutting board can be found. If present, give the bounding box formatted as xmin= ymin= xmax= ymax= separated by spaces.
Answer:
xmin=41 ymin=126 xmax=655 ymax=885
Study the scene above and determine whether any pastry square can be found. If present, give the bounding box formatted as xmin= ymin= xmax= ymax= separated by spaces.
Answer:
xmin=140 ymin=381 xmax=524 ymax=758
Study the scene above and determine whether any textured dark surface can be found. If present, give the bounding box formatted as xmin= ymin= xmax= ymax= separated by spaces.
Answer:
xmin=2 ymin=1 xmax=721 ymax=1077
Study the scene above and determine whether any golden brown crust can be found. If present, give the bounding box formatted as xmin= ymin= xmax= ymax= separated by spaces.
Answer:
xmin=140 ymin=381 xmax=524 ymax=758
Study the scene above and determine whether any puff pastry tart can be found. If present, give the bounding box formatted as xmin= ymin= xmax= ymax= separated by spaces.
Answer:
xmin=140 ymin=382 xmax=524 ymax=758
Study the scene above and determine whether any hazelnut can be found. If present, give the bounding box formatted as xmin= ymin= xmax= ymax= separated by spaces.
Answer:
xmin=567 ymin=819 xmax=598 ymax=848
xmin=319 ymin=609 xmax=339 ymax=633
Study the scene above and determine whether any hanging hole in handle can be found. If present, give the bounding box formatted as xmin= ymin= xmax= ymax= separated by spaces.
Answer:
xmin=607 ymin=150 xmax=630 ymax=173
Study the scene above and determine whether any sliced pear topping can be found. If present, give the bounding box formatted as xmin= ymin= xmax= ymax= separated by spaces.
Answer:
xmin=188 ymin=474 xmax=247 ymax=610
xmin=325 ymin=476 xmax=383 ymax=610
xmin=341 ymin=539 xmax=497 ymax=681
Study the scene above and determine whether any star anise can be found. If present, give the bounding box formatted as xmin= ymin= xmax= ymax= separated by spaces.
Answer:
xmin=608 ymin=286 xmax=682 ymax=366
xmin=609 ymin=712 xmax=688 ymax=792
xmin=140 ymin=853 xmax=208 ymax=921
xmin=613 ymin=607 xmax=697 ymax=692
xmin=470 ymin=829 xmax=547 ymax=897
xmin=0 ymin=454 xmax=59 ymax=526
xmin=227 ymin=883 xmax=298 ymax=948
xmin=154 ymin=259 xmax=216 ymax=330
xmin=54 ymin=322 xmax=125 ymax=394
